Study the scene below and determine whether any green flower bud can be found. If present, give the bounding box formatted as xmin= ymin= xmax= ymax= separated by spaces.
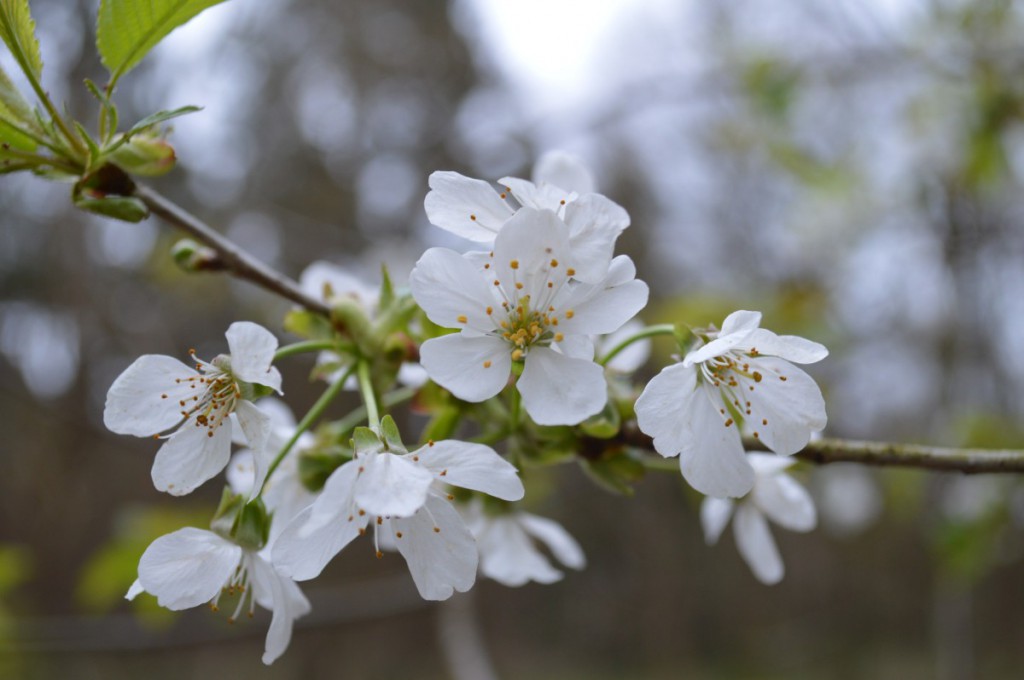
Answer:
xmin=108 ymin=134 xmax=177 ymax=177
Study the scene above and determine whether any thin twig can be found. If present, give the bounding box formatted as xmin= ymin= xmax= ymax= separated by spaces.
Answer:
xmin=609 ymin=424 xmax=1024 ymax=475
xmin=133 ymin=182 xmax=331 ymax=317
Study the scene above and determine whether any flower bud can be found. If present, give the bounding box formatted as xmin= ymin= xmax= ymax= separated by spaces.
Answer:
xmin=108 ymin=134 xmax=177 ymax=177
xmin=210 ymin=487 xmax=271 ymax=551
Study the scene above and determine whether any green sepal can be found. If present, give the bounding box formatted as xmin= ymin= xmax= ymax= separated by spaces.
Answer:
xmin=379 ymin=415 xmax=405 ymax=452
xmin=84 ymin=78 xmax=118 ymax=142
xmin=578 ymin=402 xmax=621 ymax=440
xmin=73 ymin=121 xmax=102 ymax=170
xmin=579 ymin=448 xmax=645 ymax=496
xmin=331 ymin=297 xmax=374 ymax=355
xmin=352 ymin=426 xmax=383 ymax=453
xmin=171 ymin=238 xmax=224 ymax=272
xmin=674 ymin=324 xmax=699 ymax=355
xmin=378 ymin=263 xmax=395 ymax=310
xmin=126 ymin=105 xmax=201 ymax=136
xmin=209 ymin=487 xmax=270 ymax=551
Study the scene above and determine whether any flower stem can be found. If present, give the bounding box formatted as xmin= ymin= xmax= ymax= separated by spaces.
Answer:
xmin=273 ymin=340 xmax=347 ymax=362
xmin=329 ymin=386 xmax=418 ymax=439
xmin=599 ymin=324 xmax=676 ymax=367
xmin=357 ymin=360 xmax=380 ymax=431
xmin=257 ymin=365 xmax=356 ymax=498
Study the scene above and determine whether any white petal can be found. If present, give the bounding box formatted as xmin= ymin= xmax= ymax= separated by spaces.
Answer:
xmin=752 ymin=473 xmax=817 ymax=533
xmin=299 ymin=261 xmax=377 ymax=308
xmin=678 ymin=385 xmax=755 ymax=498
xmin=410 ymin=248 xmax=500 ymax=333
xmin=700 ymin=496 xmax=735 ymax=545
xmin=103 ymin=355 xmax=198 ymax=436
xmin=684 ymin=329 xmax=757 ymax=366
xmin=532 ymin=150 xmax=595 ymax=194
xmin=739 ymin=328 xmax=829 ymax=364
xmin=227 ymin=449 xmax=256 ymax=497
xmin=424 ymin=171 xmax=513 ymax=241
xmin=556 ymin=335 xmax=595 ymax=361
xmin=518 ymin=346 xmax=607 ymax=426
xmin=518 ymin=513 xmax=586 ymax=570
xmin=499 ymin=176 xmax=569 ymax=212
xmin=419 ymin=334 xmax=511 ymax=402
xmin=235 ymin=400 xmax=274 ymax=499
xmin=720 ymin=310 xmax=763 ymax=336
xmin=635 ymin=363 xmax=696 ymax=458
xmin=476 ymin=516 xmax=562 ymax=586
xmin=733 ymin=504 xmax=784 ymax=585
xmin=307 ymin=460 xmax=361 ymax=530
xmin=492 ymin=208 xmax=571 ymax=299
xmin=355 ymin=452 xmax=435 ymax=517
xmin=392 ymin=496 xmax=478 ymax=600
xmin=396 ymin=362 xmax=429 ymax=388
xmin=151 ymin=416 xmax=233 ymax=496
xmin=563 ymin=193 xmax=630 ymax=283
xmin=273 ymin=506 xmax=368 ymax=581
xmin=125 ymin=579 xmax=145 ymax=600
xmin=555 ymin=256 xmax=649 ymax=336
xmin=137 ymin=528 xmax=241 ymax=610
xmin=415 ymin=441 xmax=524 ymax=501
xmin=225 ymin=322 xmax=282 ymax=392
xmin=745 ymin=357 xmax=827 ymax=455
xmin=747 ymin=452 xmax=798 ymax=476
xmin=249 ymin=555 xmax=311 ymax=665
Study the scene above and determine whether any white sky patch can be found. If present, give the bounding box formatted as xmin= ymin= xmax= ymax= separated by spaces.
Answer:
xmin=460 ymin=0 xmax=645 ymax=107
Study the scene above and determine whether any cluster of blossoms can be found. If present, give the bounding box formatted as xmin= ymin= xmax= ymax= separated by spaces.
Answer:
xmin=104 ymin=152 xmax=830 ymax=663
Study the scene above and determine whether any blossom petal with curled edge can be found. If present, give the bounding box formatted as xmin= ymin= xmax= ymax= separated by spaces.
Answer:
xmin=410 ymin=247 xmax=500 ymax=334
xmin=424 ymin=171 xmax=514 ymax=241
xmin=135 ymin=528 xmax=242 ymax=610
xmin=419 ymin=334 xmax=512 ymax=402
xmin=151 ymin=418 xmax=233 ymax=496
xmin=415 ymin=440 xmax=524 ymax=501
xmin=518 ymin=346 xmax=608 ymax=426
xmin=225 ymin=321 xmax=282 ymax=392
xmin=354 ymin=452 xmax=435 ymax=518
xmin=103 ymin=355 xmax=198 ymax=436
xmin=391 ymin=496 xmax=478 ymax=600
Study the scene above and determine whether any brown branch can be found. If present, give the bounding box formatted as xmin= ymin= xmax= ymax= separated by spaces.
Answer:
xmin=609 ymin=423 xmax=1024 ymax=475
xmin=133 ymin=182 xmax=331 ymax=317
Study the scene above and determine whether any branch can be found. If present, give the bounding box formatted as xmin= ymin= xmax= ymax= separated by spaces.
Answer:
xmin=133 ymin=182 xmax=331 ymax=317
xmin=608 ymin=424 xmax=1024 ymax=475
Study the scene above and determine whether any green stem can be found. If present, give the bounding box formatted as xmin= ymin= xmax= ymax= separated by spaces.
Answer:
xmin=0 ymin=114 xmax=64 ymax=155
xmin=0 ymin=145 xmax=79 ymax=173
xmin=273 ymin=340 xmax=346 ymax=362
xmin=599 ymin=324 xmax=676 ymax=366
xmin=509 ymin=387 xmax=521 ymax=431
xmin=257 ymin=365 xmax=356 ymax=498
xmin=329 ymin=386 xmax=418 ymax=440
xmin=357 ymin=360 xmax=380 ymax=431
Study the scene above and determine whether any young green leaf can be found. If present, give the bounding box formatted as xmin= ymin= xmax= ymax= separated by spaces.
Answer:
xmin=0 ymin=0 xmax=43 ymax=79
xmin=0 ymin=109 xmax=37 ymax=150
xmin=127 ymin=105 xmax=201 ymax=136
xmin=97 ymin=0 xmax=230 ymax=86
xmin=0 ymin=62 xmax=36 ymax=129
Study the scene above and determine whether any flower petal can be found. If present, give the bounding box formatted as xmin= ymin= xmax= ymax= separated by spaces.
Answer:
xmin=225 ymin=322 xmax=282 ymax=392
xmin=600 ymin=319 xmax=650 ymax=374
xmin=125 ymin=579 xmax=144 ymax=600
xmin=151 ymin=416 xmax=233 ymax=495
xmin=720 ymin=310 xmax=763 ymax=336
xmin=556 ymin=334 xmax=595 ymax=361
xmin=103 ymin=355 xmax=198 ymax=436
xmin=739 ymin=328 xmax=829 ymax=364
xmin=518 ymin=346 xmax=607 ymax=426
xmin=635 ymin=363 xmax=696 ymax=458
xmin=136 ymin=528 xmax=241 ymax=610
xmin=733 ymin=504 xmax=784 ymax=585
xmin=419 ymin=334 xmax=511 ymax=402
xmin=700 ymin=496 xmax=735 ymax=545
xmin=476 ymin=516 xmax=562 ymax=586
xmin=498 ymin=176 xmax=571 ymax=212
xmin=415 ymin=440 xmax=524 ymax=501
xmin=410 ymin=247 xmax=500 ymax=334
xmin=554 ymin=256 xmax=649 ymax=336
xmin=563 ymin=193 xmax=630 ymax=283
xmin=235 ymin=400 xmax=274 ymax=499
xmin=677 ymin=387 xmax=755 ymax=498
xmin=392 ymin=496 xmax=478 ymax=600
xmin=424 ymin=171 xmax=513 ymax=241
xmin=532 ymin=151 xmax=595 ymax=194
xmin=273 ymin=505 xmax=368 ymax=581
xmin=355 ymin=452 xmax=435 ymax=518
xmin=745 ymin=357 xmax=827 ymax=455
xmin=752 ymin=472 xmax=817 ymax=533
xmin=248 ymin=554 xmax=311 ymax=665
xmin=492 ymin=207 xmax=571 ymax=299
xmin=299 ymin=261 xmax=377 ymax=308
xmin=518 ymin=513 xmax=586 ymax=570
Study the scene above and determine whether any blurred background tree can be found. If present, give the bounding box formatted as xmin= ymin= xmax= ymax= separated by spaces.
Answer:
xmin=2 ymin=0 xmax=1024 ymax=677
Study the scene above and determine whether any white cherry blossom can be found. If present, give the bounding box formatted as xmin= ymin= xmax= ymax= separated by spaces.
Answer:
xmin=125 ymin=527 xmax=310 ymax=665
xmin=104 ymin=322 xmax=281 ymax=496
xmin=411 ymin=207 xmax=648 ymax=426
xmin=273 ymin=436 xmax=524 ymax=600
xmin=464 ymin=500 xmax=586 ymax=587
xmin=423 ymin=152 xmax=628 ymax=283
xmin=701 ymin=453 xmax=817 ymax=585
xmin=635 ymin=310 xmax=827 ymax=498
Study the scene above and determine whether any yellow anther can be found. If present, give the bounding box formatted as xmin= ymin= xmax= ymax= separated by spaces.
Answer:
xmin=511 ymin=349 xmax=524 ymax=361
xmin=555 ymin=332 xmax=564 ymax=342
xmin=565 ymin=310 xmax=575 ymax=319
xmin=510 ymin=259 xmax=520 ymax=269
xmin=457 ymin=315 xmax=468 ymax=323
xmin=566 ymin=267 xmax=576 ymax=276
xmin=550 ymin=259 xmax=559 ymax=267
xmin=486 ymin=306 xmax=493 ymax=315
xmin=515 ymin=282 xmax=524 ymax=290
xmin=483 ymin=360 xmax=492 ymax=368
xmin=470 ymin=214 xmax=477 ymax=221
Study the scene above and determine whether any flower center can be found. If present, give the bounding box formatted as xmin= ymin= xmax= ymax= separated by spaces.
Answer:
xmin=209 ymin=556 xmax=256 ymax=623
xmin=172 ymin=352 xmax=241 ymax=437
